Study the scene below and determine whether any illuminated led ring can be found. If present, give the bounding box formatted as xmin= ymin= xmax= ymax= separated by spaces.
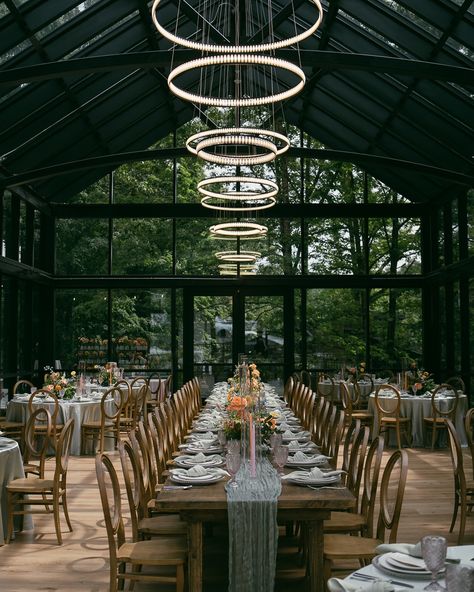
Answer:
xmin=219 ymin=264 xmax=257 ymax=276
xmin=198 ymin=176 xmax=278 ymax=211
xmin=151 ymin=0 xmax=323 ymax=53
xmin=168 ymin=55 xmax=306 ymax=107
xmin=187 ymin=128 xmax=289 ymax=165
xmin=209 ymin=222 xmax=268 ymax=238
xmin=215 ymin=251 xmax=261 ymax=263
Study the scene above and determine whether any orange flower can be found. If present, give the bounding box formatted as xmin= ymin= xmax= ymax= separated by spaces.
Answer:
xmin=227 ymin=396 xmax=248 ymax=412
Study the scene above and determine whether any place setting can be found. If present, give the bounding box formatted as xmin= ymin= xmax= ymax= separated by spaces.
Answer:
xmin=174 ymin=452 xmax=224 ymax=468
xmin=285 ymin=451 xmax=332 ymax=468
xmin=169 ymin=463 xmax=229 ymax=485
xmin=281 ymin=466 xmax=344 ymax=488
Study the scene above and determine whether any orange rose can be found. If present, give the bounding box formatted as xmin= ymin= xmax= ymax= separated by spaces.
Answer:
xmin=227 ymin=396 xmax=247 ymax=412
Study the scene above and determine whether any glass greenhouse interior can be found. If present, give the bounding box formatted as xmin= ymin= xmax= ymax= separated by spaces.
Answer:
xmin=0 ymin=0 xmax=472 ymax=399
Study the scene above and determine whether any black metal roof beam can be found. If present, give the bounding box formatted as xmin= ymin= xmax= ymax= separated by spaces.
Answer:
xmin=0 ymin=178 xmax=52 ymax=215
xmin=367 ymin=0 xmax=474 ymax=153
xmin=2 ymin=0 xmax=111 ymax=159
xmin=51 ymin=201 xmax=426 ymax=219
xmin=318 ymin=0 xmax=340 ymax=50
xmin=1 ymin=50 xmax=473 ymax=87
xmin=246 ymin=0 xmax=307 ymax=45
xmin=177 ymin=0 xmax=231 ymax=46
xmin=2 ymin=147 xmax=472 ymax=190
xmin=0 ymin=255 xmax=53 ymax=284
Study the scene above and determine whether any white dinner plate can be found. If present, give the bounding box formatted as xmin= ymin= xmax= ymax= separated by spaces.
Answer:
xmin=285 ymin=455 xmax=329 ymax=468
xmin=373 ymin=554 xmax=433 ymax=579
xmin=182 ymin=444 xmax=223 ymax=455
xmin=282 ymin=433 xmax=311 ymax=442
xmin=170 ymin=470 xmax=225 ymax=485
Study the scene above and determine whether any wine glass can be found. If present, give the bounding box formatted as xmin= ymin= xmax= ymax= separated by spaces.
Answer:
xmin=273 ymin=444 xmax=289 ymax=475
xmin=225 ymin=453 xmax=241 ymax=489
xmin=421 ymin=535 xmax=447 ymax=591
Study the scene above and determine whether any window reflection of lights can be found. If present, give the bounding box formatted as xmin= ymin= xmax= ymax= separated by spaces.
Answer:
xmin=168 ymin=55 xmax=305 ymax=107
xmin=151 ymin=0 xmax=323 ymax=53
xmin=218 ymin=263 xmax=257 ymax=275
xmin=209 ymin=221 xmax=268 ymax=238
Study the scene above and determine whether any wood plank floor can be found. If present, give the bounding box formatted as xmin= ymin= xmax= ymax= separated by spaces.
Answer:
xmin=1 ymin=447 xmax=473 ymax=592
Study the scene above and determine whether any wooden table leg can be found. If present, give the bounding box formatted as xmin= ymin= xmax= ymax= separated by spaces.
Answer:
xmin=306 ymin=518 xmax=324 ymax=592
xmin=188 ymin=519 xmax=203 ymax=592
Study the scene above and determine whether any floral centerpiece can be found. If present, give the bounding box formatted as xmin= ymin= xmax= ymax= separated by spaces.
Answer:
xmin=94 ymin=364 xmax=111 ymax=385
xmin=407 ymin=364 xmax=436 ymax=395
xmin=346 ymin=361 xmax=367 ymax=380
xmin=43 ymin=366 xmax=77 ymax=399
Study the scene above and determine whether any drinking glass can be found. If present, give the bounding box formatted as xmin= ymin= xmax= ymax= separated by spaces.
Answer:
xmin=227 ymin=439 xmax=240 ymax=455
xmin=273 ymin=444 xmax=289 ymax=475
xmin=217 ymin=429 xmax=227 ymax=448
xmin=226 ymin=453 xmax=241 ymax=488
xmin=421 ymin=535 xmax=447 ymax=591
xmin=446 ymin=564 xmax=474 ymax=592
xmin=269 ymin=432 xmax=283 ymax=451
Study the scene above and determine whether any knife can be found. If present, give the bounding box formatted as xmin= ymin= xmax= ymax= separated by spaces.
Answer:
xmin=350 ymin=573 xmax=414 ymax=588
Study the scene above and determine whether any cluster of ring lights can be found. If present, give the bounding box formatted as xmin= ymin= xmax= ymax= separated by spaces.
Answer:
xmin=151 ymin=0 xmax=323 ymax=54
xmin=151 ymin=0 xmax=323 ymax=273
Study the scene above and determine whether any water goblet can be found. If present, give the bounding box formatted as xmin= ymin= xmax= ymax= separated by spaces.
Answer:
xmin=421 ymin=535 xmax=447 ymax=591
xmin=227 ymin=439 xmax=241 ymax=455
xmin=273 ymin=444 xmax=289 ymax=475
xmin=446 ymin=563 xmax=474 ymax=592
xmin=225 ymin=453 xmax=241 ymax=488
xmin=269 ymin=432 xmax=283 ymax=452
xmin=217 ymin=429 xmax=227 ymax=448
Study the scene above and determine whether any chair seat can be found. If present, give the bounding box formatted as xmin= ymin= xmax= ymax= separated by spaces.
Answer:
xmin=7 ymin=477 xmax=54 ymax=492
xmin=380 ymin=416 xmax=410 ymax=424
xmin=82 ymin=421 xmax=114 ymax=429
xmin=0 ymin=421 xmax=23 ymax=428
xmin=324 ymin=511 xmax=366 ymax=533
xmin=324 ymin=533 xmax=382 ymax=559
xmin=424 ymin=417 xmax=449 ymax=424
xmin=118 ymin=538 xmax=187 ymax=564
xmin=352 ymin=411 xmax=373 ymax=421
xmin=139 ymin=514 xmax=188 ymax=536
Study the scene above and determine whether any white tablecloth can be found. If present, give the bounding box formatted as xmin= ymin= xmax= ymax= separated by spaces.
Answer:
xmin=0 ymin=437 xmax=32 ymax=544
xmin=368 ymin=393 xmax=468 ymax=447
xmin=318 ymin=380 xmax=374 ymax=402
xmin=6 ymin=397 xmax=111 ymax=455
xmin=342 ymin=544 xmax=474 ymax=590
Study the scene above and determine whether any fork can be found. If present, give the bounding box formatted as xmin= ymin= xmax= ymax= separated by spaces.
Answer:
xmin=350 ymin=572 xmax=414 ymax=588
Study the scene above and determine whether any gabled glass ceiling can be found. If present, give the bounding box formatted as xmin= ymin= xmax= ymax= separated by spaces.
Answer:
xmin=0 ymin=0 xmax=472 ymax=204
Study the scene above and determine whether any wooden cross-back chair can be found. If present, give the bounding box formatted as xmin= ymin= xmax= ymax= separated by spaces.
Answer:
xmin=81 ymin=386 xmax=125 ymax=454
xmin=28 ymin=389 xmax=64 ymax=444
xmin=374 ymin=384 xmax=411 ymax=449
xmin=95 ymin=452 xmax=187 ymax=592
xmin=316 ymin=373 xmax=336 ymax=405
xmin=23 ymin=407 xmax=52 ymax=478
xmin=424 ymin=383 xmax=458 ymax=449
xmin=340 ymin=382 xmax=373 ymax=430
xmin=464 ymin=407 xmax=474 ymax=481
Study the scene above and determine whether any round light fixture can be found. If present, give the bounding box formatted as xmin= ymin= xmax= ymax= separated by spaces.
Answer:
xmin=198 ymin=176 xmax=278 ymax=211
xmin=209 ymin=221 xmax=268 ymax=238
xmin=151 ymin=0 xmax=323 ymax=54
xmin=187 ymin=128 xmax=289 ymax=166
xmin=218 ymin=263 xmax=257 ymax=276
xmin=215 ymin=251 xmax=261 ymax=263
xmin=168 ymin=55 xmax=306 ymax=107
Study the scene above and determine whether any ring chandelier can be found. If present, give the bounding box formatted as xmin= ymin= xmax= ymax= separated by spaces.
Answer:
xmin=209 ymin=221 xmax=268 ymax=239
xmin=151 ymin=0 xmax=323 ymax=54
xmin=168 ymin=55 xmax=305 ymax=107
xmin=219 ymin=263 xmax=257 ymax=276
xmin=187 ymin=128 xmax=289 ymax=166
xmin=215 ymin=251 xmax=261 ymax=263
xmin=198 ymin=176 xmax=278 ymax=212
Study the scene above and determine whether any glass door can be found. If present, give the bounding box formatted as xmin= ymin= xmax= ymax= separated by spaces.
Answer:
xmin=183 ymin=288 xmax=293 ymax=397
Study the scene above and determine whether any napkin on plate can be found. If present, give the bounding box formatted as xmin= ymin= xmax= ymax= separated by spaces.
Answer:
xmin=375 ymin=542 xmax=422 ymax=557
xmin=281 ymin=467 xmax=342 ymax=482
xmin=288 ymin=440 xmax=314 ymax=451
xmin=327 ymin=577 xmax=399 ymax=592
xmin=292 ymin=451 xmax=311 ymax=463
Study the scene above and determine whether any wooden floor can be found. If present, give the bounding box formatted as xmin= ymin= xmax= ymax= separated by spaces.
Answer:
xmin=1 ymin=446 xmax=473 ymax=592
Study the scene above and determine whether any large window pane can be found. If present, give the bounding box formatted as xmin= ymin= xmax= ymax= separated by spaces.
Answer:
xmin=112 ymin=218 xmax=172 ymax=275
xmin=56 ymin=219 xmax=108 ymax=275
xmin=368 ymin=218 xmax=421 ymax=274
xmin=307 ymin=219 xmax=364 ymax=275
xmin=114 ymin=161 xmax=174 ymax=204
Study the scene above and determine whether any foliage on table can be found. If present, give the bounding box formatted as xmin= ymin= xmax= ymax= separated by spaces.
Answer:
xmin=43 ymin=366 xmax=77 ymax=399
xmin=227 ymin=362 xmax=262 ymax=401
xmin=410 ymin=369 xmax=436 ymax=395
xmin=346 ymin=361 xmax=366 ymax=379
xmin=223 ymin=410 xmax=280 ymax=445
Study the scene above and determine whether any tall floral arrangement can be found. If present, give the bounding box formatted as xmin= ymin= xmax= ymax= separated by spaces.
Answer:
xmin=43 ymin=366 xmax=77 ymax=399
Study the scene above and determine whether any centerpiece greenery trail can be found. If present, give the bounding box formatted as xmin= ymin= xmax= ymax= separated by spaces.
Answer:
xmin=43 ymin=366 xmax=77 ymax=399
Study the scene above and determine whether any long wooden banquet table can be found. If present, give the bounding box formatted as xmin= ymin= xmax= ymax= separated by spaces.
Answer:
xmin=154 ymin=383 xmax=355 ymax=592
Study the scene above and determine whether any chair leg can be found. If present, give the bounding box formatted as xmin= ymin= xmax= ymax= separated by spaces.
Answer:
xmin=395 ymin=424 xmax=402 ymax=450
xmin=176 ymin=564 xmax=185 ymax=592
xmin=450 ymin=491 xmax=459 ymax=532
xmin=6 ymin=491 xmax=15 ymax=544
xmin=431 ymin=423 xmax=437 ymax=451
xmin=62 ymin=491 xmax=73 ymax=532
xmin=457 ymin=498 xmax=467 ymax=545
xmin=53 ymin=495 xmax=63 ymax=545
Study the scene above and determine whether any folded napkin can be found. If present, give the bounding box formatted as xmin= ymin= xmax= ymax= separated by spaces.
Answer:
xmin=375 ymin=542 xmax=422 ymax=557
xmin=191 ymin=452 xmax=207 ymax=463
xmin=281 ymin=467 xmax=342 ymax=481
xmin=188 ymin=440 xmax=216 ymax=450
xmin=292 ymin=451 xmax=311 ymax=463
xmin=327 ymin=577 xmax=399 ymax=592
xmin=192 ymin=431 xmax=215 ymax=440
xmin=187 ymin=464 xmax=208 ymax=477
xmin=288 ymin=440 xmax=314 ymax=450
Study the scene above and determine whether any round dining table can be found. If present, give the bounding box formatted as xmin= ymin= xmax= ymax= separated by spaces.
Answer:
xmin=0 ymin=437 xmax=33 ymax=544
xmin=6 ymin=394 xmax=113 ymax=455
xmin=368 ymin=391 xmax=468 ymax=447
xmin=340 ymin=544 xmax=474 ymax=590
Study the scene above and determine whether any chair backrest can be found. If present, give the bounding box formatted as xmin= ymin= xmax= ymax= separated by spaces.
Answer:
xmin=100 ymin=386 xmax=125 ymax=435
xmin=322 ymin=407 xmax=345 ymax=468
xmin=300 ymin=369 xmax=312 ymax=387
xmin=95 ymin=453 xmax=125 ymax=562
xmin=375 ymin=448 xmax=409 ymax=543
xmin=129 ymin=428 xmax=154 ymax=503
xmin=135 ymin=420 xmax=158 ymax=499
xmin=340 ymin=381 xmax=353 ymax=418
xmin=446 ymin=419 xmax=467 ymax=502
xmin=360 ymin=435 xmax=384 ymax=536
xmin=13 ymin=379 xmax=35 ymax=394
xmin=352 ymin=373 xmax=374 ymax=408
xmin=28 ymin=389 xmax=61 ymax=435
xmin=445 ymin=376 xmax=465 ymax=393
xmin=148 ymin=411 xmax=167 ymax=484
xmin=118 ymin=439 xmax=147 ymax=541
xmin=316 ymin=373 xmax=335 ymax=403
xmin=342 ymin=419 xmax=361 ymax=475
xmin=345 ymin=425 xmax=369 ymax=505
xmin=430 ymin=383 xmax=458 ymax=419
xmin=54 ymin=418 xmax=75 ymax=487
xmin=23 ymin=407 xmax=52 ymax=476
xmin=114 ymin=379 xmax=132 ymax=418
xmin=163 ymin=374 xmax=173 ymax=399
xmin=464 ymin=408 xmax=474 ymax=479
xmin=316 ymin=398 xmax=331 ymax=447
xmin=374 ymin=384 xmax=401 ymax=416
xmin=283 ymin=375 xmax=295 ymax=406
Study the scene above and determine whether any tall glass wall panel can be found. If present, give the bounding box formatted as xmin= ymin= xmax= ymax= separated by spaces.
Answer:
xmin=368 ymin=218 xmax=421 ymax=274
xmin=112 ymin=218 xmax=173 ymax=275
xmin=307 ymin=219 xmax=364 ymax=275
xmin=369 ymin=288 xmax=422 ymax=373
xmin=114 ymin=162 xmax=174 ymax=204
xmin=306 ymin=288 xmax=366 ymax=371
xmin=55 ymin=289 xmax=108 ymax=371
xmin=56 ymin=219 xmax=108 ymax=275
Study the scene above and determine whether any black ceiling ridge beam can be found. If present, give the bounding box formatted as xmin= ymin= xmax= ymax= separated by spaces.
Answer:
xmin=51 ymin=202 xmax=426 ymax=219
xmin=1 ymin=50 xmax=473 ymax=87
xmin=246 ymin=0 xmax=307 ymax=45
xmin=2 ymin=146 xmax=473 ymax=190
xmin=318 ymin=0 xmax=340 ymax=50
